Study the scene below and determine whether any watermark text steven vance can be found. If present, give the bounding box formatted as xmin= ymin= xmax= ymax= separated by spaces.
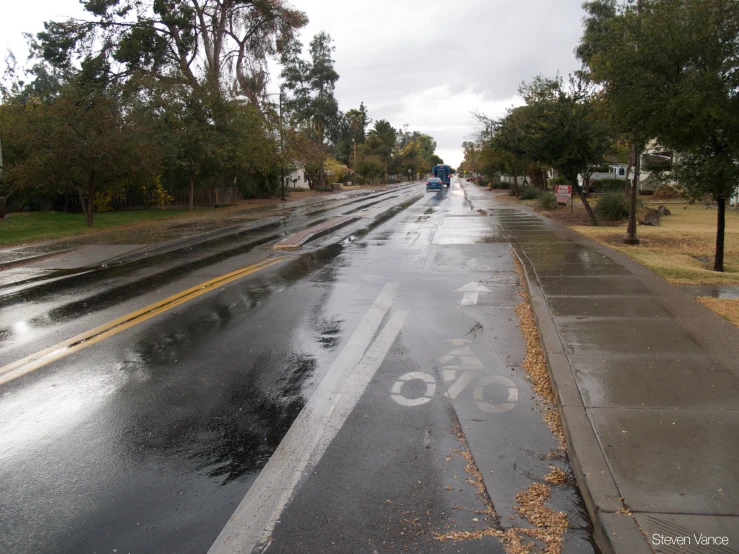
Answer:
xmin=651 ymin=534 xmax=730 ymax=548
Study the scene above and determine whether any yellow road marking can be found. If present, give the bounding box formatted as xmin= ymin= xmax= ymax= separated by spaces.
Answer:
xmin=0 ymin=257 xmax=286 ymax=386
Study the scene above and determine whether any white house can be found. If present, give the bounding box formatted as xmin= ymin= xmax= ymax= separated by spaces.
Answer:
xmin=285 ymin=165 xmax=309 ymax=190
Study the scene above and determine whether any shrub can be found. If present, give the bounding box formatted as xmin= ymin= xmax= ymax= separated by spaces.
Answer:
xmin=492 ymin=182 xmax=509 ymax=190
xmin=595 ymin=191 xmax=629 ymax=221
xmin=519 ymin=186 xmax=542 ymax=200
xmin=537 ymin=192 xmax=558 ymax=210
xmin=95 ymin=190 xmax=114 ymax=213
xmin=550 ymin=175 xmax=570 ymax=185
xmin=508 ymin=186 xmax=517 ymax=196
xmin=653 ymin=185 xmax=681 ymax=200
xmin=477 ymin=176 xmax=490 ymax=187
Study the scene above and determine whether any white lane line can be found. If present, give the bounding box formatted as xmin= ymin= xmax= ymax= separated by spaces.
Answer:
xmin=208 ymin=284 xmax=404 ymax=554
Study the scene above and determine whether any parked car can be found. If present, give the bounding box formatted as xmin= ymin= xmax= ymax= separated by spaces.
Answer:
xmin=426 ymin=177 xmax=443 ymax=191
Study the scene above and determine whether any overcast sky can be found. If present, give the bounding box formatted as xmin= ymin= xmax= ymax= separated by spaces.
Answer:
xmin=1 ymin=0 xmax=587 ymax=168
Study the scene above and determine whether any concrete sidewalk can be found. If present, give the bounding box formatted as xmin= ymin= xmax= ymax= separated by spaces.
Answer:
xmin=464 ymin=184 xmax=739 ymax=554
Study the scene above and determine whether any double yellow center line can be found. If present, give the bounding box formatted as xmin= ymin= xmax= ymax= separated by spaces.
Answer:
xmin=0 ymin=256 xmax=285 ymax=386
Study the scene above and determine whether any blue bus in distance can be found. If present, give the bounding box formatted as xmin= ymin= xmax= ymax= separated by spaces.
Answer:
xmin=432 ymin=164 xmax=453 ymax=187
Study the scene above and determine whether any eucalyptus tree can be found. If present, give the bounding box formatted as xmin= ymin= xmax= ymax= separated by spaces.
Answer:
xmin=280 ymin=32 xmax=341 ymax=187
xmin=36 ymin=0 xmax=308 ymax=104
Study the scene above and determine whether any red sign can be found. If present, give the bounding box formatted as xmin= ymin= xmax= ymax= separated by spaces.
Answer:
xmin=555 ymin=185 xmax=572 ymax=205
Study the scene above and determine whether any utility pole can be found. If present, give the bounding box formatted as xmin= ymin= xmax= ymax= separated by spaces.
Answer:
xmin=623 ymin=0 xmax=642 ymax=245
xmin=623 ymin=143 xmax=641 ymax=244
xmin=354 ymin=138 xmax=358 ymax=187
xmin=280 ymin=88 xmax=286 ymax=201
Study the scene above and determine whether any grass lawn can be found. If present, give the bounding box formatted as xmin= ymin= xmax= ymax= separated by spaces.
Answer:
xmin=696 ymin=297 xmax=739 ymax=328
xmin=0 ymin=210 xmax=196 ymax=246
xmin=570 ymin=203 xmax=739 ymax=286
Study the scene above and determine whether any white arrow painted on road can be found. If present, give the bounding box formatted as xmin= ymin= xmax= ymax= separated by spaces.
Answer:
xmin=455 ymin=282 xmax=491 ymax=306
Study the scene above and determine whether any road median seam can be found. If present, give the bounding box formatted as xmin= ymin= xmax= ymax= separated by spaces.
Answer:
xmin=273 ymin=190 xmax=422 ymax=251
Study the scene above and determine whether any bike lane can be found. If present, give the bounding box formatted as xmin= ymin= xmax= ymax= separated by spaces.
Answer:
xmin=213 ymin=181 xmax=598 ymax=554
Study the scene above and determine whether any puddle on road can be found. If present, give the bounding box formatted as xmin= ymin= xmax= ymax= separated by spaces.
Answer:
xmin=681 ymin=284 xmax=739 ymax=299
xmin=97 ymin=242 xmax=350 ymax=485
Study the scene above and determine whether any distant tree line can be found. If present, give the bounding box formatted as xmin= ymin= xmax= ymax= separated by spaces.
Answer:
xmin=0 ymin=0 xmax=442 ymax=227
xmin=459 ymin=0 xmax=739 ymax=272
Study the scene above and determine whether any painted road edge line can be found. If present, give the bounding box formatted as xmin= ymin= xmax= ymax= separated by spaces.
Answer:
xmin=0 ymin=257 xmax=286 ymax=386
xmin=208 ymin=284 xmax=405 ymax=554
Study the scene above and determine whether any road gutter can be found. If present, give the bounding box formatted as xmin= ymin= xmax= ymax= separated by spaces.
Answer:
xmin=511 ymin=247 xmax=653 ymax=554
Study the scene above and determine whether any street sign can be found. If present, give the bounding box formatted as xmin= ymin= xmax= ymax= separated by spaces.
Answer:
xmin=555 ymin=185 xmax=572 ymax=205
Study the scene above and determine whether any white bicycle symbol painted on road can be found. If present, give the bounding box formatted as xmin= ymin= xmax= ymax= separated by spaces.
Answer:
xmin=390 ymin=339 xmax=519 ymax=413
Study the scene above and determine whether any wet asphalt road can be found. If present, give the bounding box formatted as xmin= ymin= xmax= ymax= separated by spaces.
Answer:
xmin=0 ymin=181 xmax=598 ymax=553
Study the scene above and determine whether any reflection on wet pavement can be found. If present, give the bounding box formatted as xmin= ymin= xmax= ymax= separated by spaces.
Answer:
xmin=0 ymin=182 xmax=600 ymax=554
xmin=680 ymin=284 xmax=739 ymax=299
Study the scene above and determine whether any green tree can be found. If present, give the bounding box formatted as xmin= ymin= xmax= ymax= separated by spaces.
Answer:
xmin=518 ymin=76 xmax=611 ymax=223
xmin=579 ymin=0 xmax=739 ymax=271
xmin=370 ymin=120 xmax=397 ymax=151
xmin=363 ymin=119 xmax=397 ymax=176
xmin=479 ymin=109 xmax=532 ymax=197
xmin=346 ymin=103 xmax=371 ymax=144
xmin=356 ymin=151 xmax=385 ymax=183
xmin=1 ymin=81 xmax=161 ymax=227
xmin=281 ymin=32 xmax=341 ymax=187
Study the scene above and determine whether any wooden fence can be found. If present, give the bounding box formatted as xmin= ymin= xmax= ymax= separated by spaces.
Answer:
xmin=80 ymin=186 xmax=241 ymax=210
xmin=172 ymin=187 xmax=241 ymax=207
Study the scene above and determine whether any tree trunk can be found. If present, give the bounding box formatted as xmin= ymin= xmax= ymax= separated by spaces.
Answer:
xmin=572 ymin=175 xmax=597 ymax=226
xmin=714 ymin=196 xmax=725 ymax=272
xmin=86 ymin=171 xmax=95 ymax=228
xmin=78 ymin=188 xmax=87 ymax=220
xmin=189 ymin=177 xmax=194 ymax=211
xmin=513 ymin=175 xmax=519 ymax=197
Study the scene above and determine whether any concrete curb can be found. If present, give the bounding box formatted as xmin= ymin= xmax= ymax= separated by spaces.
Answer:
xmin=104 ymin=216 xmax=284 ymax=265
xmin=0 ymin=217 xmax=285 ymax=299
xmin=273 ymin=216 xmax=359 ymax=251
xmin=0 ymin=184 xmax=415 ymax=272
xmin=511 ymin=247 xmax=653 ymax=554
xmin=0 ymin=185 xmax=423 ymax=296
xmin=0 ymin=250 xmax=74 ymax=271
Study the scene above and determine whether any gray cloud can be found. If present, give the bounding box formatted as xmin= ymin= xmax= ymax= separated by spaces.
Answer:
xmin=1 ymin=0 xmax=587 ymax=168
xmin=292 ymin=0 xmax=586 ymax=166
